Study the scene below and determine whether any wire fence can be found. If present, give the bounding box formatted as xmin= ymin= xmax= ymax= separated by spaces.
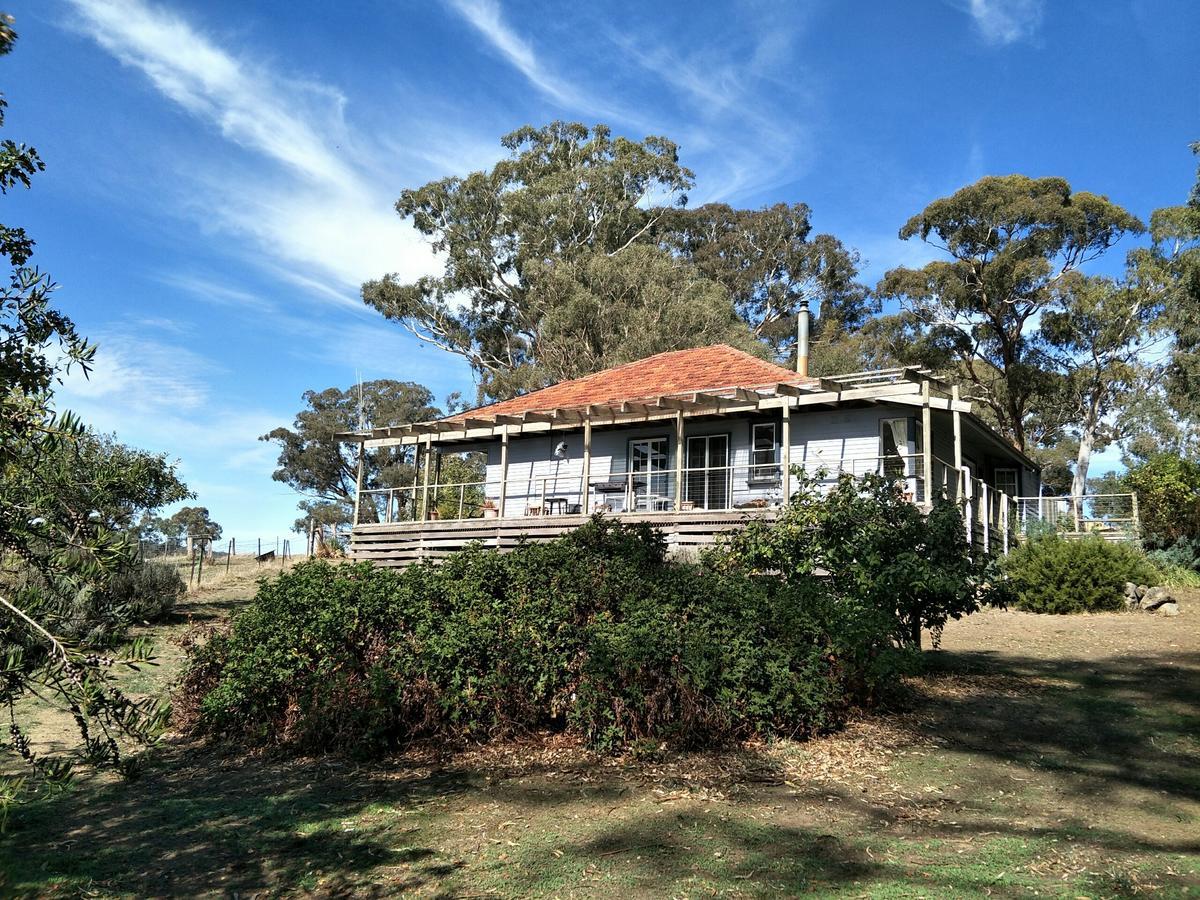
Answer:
xmin=140 ymin=536 xmax=298 ymax=587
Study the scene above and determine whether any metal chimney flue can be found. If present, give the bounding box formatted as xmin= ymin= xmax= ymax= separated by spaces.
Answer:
xmin=796 ymin=298 xmax=810 ymax=377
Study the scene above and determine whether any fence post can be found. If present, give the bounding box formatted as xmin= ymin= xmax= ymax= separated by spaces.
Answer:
xmin=197 ymin=541 xmax=204 ymax=583
xmin=226 ymin=538 xmax=232 ymax=573
xmin=1131 ymin=491 xmax=1140 ymax=536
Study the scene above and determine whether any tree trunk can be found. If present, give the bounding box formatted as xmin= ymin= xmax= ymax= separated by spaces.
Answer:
xmin=1071 ymin=392 xmax=1103 ymax=528
xmin=1072 ymin=392 xmax=1104 ymax=500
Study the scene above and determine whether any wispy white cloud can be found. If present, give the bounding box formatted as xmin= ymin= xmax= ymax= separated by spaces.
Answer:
xmin=61 ymin=330 xmax=218 ymax=414
xmin=70 ymin=0 xmax=355 ymax=186
xmin=160 ymin=272 xmax=472 ymax=390
xmin=444 ymin=0 xmax=585 ymax=108
xmin=443 ymin=0 xmax=818 ymax=203
xmin=65 ymin=0 xmax=437 ymax=299
xmin=962 ymin=0 xmax=1045 ymax=45
xmin=604 ymin=14 xmax=820 ymax=202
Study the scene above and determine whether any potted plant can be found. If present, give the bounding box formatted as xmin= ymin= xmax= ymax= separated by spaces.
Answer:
xmin=481 ymin=499 xmax=499 ymax=519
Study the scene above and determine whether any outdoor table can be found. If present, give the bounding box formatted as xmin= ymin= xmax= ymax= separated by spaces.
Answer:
xmin=543 ymin=497 xmax=570 ymax=515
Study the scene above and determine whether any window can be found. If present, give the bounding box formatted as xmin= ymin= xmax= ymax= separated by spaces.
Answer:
xmin=749 ymin=422 xmax=779 ymax=482
xmin=880 ymin=417 xmax=913 ymax=480
xmin=994 ymin=467 xmax=1019 ymax=498
xmin=880 ymin=417 xmax=924 ymax=501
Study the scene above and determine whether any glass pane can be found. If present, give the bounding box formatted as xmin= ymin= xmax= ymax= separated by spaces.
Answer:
xmin=708 ymin=435 xmax=729 ymax=509
xmin=995 ymin=469 xmax=1018 ymax=496
xmin=881 ymin=419 xmax=906 ymax=480
xmin=711 ymin=435 xmax=729 ymax=468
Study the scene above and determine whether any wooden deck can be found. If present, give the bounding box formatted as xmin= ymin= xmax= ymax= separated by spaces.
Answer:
xmin=350 ymin=510 xmax=778 ymax=568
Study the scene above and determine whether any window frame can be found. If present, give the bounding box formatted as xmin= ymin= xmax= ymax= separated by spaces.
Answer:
xmin=748 ymin=420 xmax=781 ymax=484
xmin=993 ymin=467 xmax=1019 ymax=498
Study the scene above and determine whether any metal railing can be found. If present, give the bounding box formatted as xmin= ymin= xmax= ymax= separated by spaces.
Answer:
xmin=356 ymin=453 xmax=932 ymax=525
xmin=1012 ymin=493 xmax=1139 ymax=539
xmin=354 ymin=452 xmax=1141 ymax=557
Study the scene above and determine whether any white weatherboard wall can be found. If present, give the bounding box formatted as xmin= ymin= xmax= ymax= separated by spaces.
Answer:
xmin=471 ymin=405 xmax=917 ymax=518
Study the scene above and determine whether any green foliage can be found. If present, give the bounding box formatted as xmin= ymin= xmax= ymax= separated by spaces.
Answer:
xmin=1122 ymin=453 xmax=1200 ymax=548
xmin=178 ymin=520 xmax=903 ymax=755
xmin=528 ymin=244 xmax=763 ymax=381
xmin=161 ymin=506 xmax=222 ymax=543
xmin=708 ymin=471 xmax=993 ymax=648
xmin=1 ymin=18 xmax=169 ymax=812
xmin=1040 ymin=273 xmax=1165 ymax=498
xmin=876 ymin=174 xmax=1144 ymax=451
xmin=363 ymin=122 xmax=705 ymax=400
xmin=107 ymin=560 xmax=185 ymax=624
xmin=1135 ymin=156 xmax=1200 ymax=422
xmin=657 ymin=203 xmax=876 ymax=366
xmin=1144 ymin=536 xmax=1200 ymax=574
xmin=262 ymin=379 xmax=441 ymax=525
xmin=1000 ymin=534 xmax=1160 ymax=614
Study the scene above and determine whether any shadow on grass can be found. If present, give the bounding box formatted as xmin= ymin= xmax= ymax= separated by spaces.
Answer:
xmin=2 ymin=640 xmax=1197 ymax=896
xmin=915 ymin=647 xmax=1200 ymax=808
xmin=0 ymin=750 xmax=477 ymax=896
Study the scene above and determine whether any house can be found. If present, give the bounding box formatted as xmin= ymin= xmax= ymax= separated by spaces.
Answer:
xmin=339 ymin=344 xmax=1041 ymax=567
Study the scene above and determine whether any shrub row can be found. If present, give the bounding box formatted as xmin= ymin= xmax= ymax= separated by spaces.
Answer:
xmin=178 ymin=519 xmax=909 ymax=755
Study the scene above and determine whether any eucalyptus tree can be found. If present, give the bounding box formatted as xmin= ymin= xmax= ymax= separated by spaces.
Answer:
xmin=876 ymin=175 xmax=1144 ymax=452
xmin=363 ymin=122 xmax=713 ymax=401
xmin=658 ymin=202 xmax=875 ymax=369
xmin=1139 ymin=144 xmax=1200 ymax=421
xmin=261 ymin=380 xmax=441 ymax=524
xmin=529 ymin=244 xmax=761 ymax=380
xmin=1041 ymin=273 xmax=1165 ymax=502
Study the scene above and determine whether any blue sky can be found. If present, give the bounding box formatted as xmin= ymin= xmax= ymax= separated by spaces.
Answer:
xmin=7 ymin=0 xmax=1197 ymax=538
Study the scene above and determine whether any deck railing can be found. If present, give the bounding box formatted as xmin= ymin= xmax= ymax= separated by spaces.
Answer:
xmin=356 ymin=453 xmax=933 ymax=525
xmin=353 ymin=454 xmax=1140 ymax=559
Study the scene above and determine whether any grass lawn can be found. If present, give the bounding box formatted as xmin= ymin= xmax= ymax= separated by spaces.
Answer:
xmin=1 ymin=574 xmax=1197 ymax=897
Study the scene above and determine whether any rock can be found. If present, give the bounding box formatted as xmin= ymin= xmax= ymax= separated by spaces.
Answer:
xmin=1158 ymin=602 xmax=1180 ymax=617
xmin=1136 ymin=584 xmax=1148 ymax=599
xmin=1125 ymin=597 xmax=1139 ymax=610
xmin=1142 ymin=587 xmax=1174 ymax=611
xmin=1124 ymin=581 xmax=1138 ymax=598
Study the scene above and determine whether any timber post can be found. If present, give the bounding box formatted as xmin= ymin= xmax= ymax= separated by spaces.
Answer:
xmin=352 ymin=442 xmax=365 ymax=526
xmin=421 ymin=435 xmax=433 ymax=520
xmin=951 ymin=384 xmax=964 ymax=505
xmin=582 ymin=415 xmax=592 ymax=514
xmin=921 ymin=379 xmax=933 ymax=508
xmin=498 ymin=429 xmax=510 ymax=520
xmin=782 ymin=402 xmax=791 ymax=504
xmin=674 ymin=409 xmax=684 ymax=512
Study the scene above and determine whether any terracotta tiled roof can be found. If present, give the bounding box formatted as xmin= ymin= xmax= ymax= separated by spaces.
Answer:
xmin=448 ymin=345 xmax=817 ymax=421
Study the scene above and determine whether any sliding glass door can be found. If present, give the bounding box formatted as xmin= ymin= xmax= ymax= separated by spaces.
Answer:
xmin=685 ymin=435 xmax=730 ymax=510
xmin=629 ymin=437 xmax=669 ymax=509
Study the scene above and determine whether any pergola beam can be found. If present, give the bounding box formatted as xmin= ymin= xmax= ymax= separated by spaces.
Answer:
xmin=773 ymin=382 xmax=808 ymax=397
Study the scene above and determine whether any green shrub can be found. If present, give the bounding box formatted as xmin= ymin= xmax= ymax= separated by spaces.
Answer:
xmin=708 ymin=471 xmax=996 ymax=647
xmin=1145 ymin=536 xmax=1200 ymax=573
xmin=1000 ymin=534 xmax=1161 ymax=614
xmin=1123 ymin=454 xmax=1200 ymax=549
xmin=178 ymin=519 xmax=905 ymax=755
xmin=108 ymin=560 xmax=185 ymax=622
